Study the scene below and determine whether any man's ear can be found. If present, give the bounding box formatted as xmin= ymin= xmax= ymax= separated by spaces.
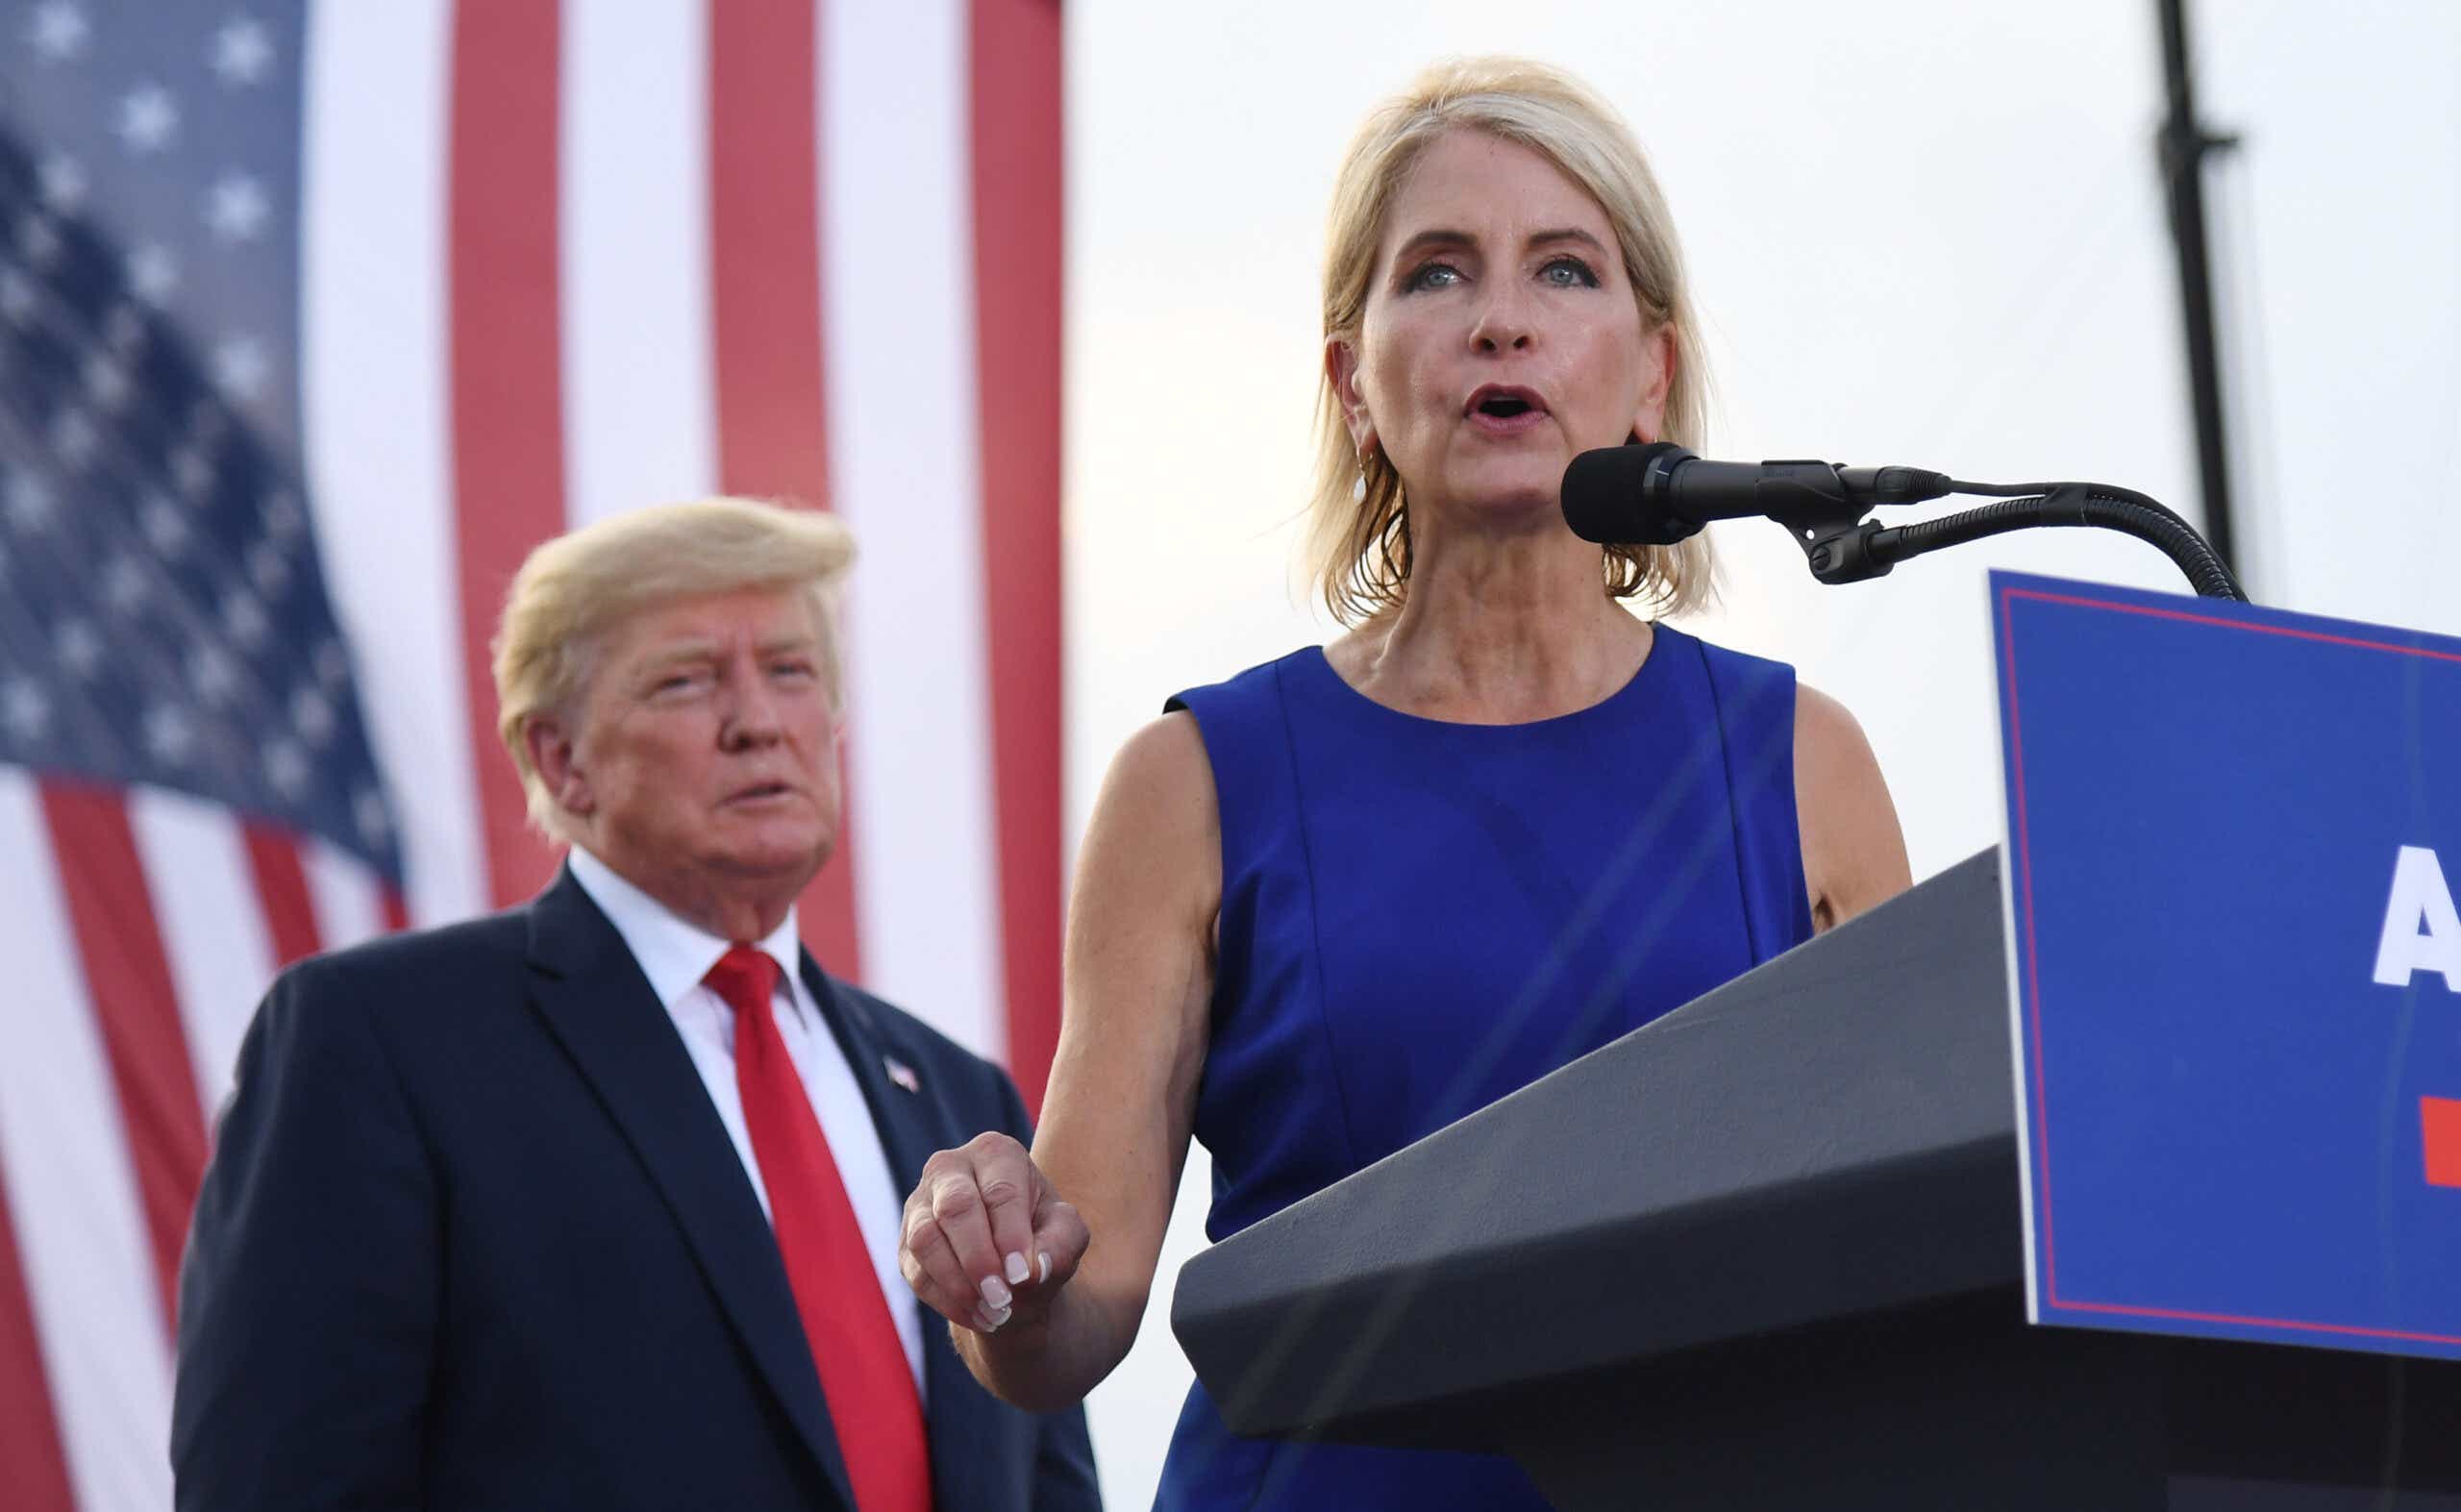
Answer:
xmin=1326 ymin=335 xmax=1379 ymax=458
xmin=524 ymin=715 xmax=593 ymax=821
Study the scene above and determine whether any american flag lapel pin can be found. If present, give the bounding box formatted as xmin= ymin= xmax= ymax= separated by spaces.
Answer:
xmin=884 ymin=1056 xmax=921 ymax=1094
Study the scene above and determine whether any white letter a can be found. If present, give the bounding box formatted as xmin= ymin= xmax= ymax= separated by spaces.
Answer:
xmin=2374 ymin=845 xmax=2461 ymax=991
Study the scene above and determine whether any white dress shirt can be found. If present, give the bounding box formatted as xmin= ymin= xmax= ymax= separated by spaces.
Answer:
xmin=566 ymin=847 xmax=925 ymax=1395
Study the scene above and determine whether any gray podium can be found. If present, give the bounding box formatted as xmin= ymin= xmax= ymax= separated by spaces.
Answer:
xmin=1170 ymin=851 xmax=2461 ymax=1509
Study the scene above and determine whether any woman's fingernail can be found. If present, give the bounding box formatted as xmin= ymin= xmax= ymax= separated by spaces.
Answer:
xmin=976 ymin=1306 xmax=1004 ymax=1333
xmin=1037 ymin=1251 xmax=1054 ymax=1284
xmin=981 ymin=1276 xmax=1012 ymax=1310
xmin=1005 ymin=1252 xmax=1031 ymax=1285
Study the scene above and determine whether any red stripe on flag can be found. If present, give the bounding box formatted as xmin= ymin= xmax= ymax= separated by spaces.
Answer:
xmin=707 ymin=0 xmax=864 ymax=979
xmin=242 ymin=826 xmax=325 ymax=967
xmin=449 ymin=0 xmax=567 ymax=908
xmin=36 ymin=782 xmax=208 ymax=1330
xmin=970 ymin=0 xmax=1065 ymax=1106
xmin=380 ymin=885 xmax=411 ymax=934
xmin=0 ymin=1161 xmax=74 ymax=1512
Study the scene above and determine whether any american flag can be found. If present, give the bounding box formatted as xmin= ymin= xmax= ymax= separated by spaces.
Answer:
xmin=0 ymin=4 xmax=1064 ymax=1506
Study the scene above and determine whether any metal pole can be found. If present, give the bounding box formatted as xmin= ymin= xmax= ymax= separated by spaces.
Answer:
xmin=2155 ymin=0 xmax=2242 ymax=577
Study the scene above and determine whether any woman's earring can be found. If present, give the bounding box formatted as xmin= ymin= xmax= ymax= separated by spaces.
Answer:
xmin=1353 ymin=471 xmax=1367 ymax=503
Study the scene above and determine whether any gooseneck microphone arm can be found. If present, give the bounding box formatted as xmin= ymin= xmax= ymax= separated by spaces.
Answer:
xmin=1557 ymin=443 xmax=2248 ymax=602
xmin=1865 ymin=479 xmax=2244 ymax=601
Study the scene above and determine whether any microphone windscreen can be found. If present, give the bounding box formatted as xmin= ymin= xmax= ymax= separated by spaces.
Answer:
xmin=1560 ymin=442 xmax=1689 ymax=545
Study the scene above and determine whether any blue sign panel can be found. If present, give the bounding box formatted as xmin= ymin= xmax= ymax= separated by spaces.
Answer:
xmin=1993 ymin=571 xmax=2461 ymax=1361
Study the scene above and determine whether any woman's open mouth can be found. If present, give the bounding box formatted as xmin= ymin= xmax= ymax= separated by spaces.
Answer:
xmin=1465 ymin=385 xmax=1549 ymax=436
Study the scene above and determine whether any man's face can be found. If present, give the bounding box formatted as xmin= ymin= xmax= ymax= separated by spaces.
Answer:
xmin=559 ymin=586 xmax=840 ymax=922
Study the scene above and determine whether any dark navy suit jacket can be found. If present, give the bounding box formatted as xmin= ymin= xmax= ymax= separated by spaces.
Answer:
xmin=172 ymin=867 xmax=1101 ymax=1511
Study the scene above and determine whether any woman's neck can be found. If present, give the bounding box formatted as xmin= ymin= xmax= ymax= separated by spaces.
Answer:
xmin=1332 ymin=520 xmax=1653 ymax=725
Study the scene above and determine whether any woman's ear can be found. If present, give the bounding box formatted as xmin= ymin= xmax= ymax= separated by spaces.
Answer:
xmin=1326 ymin=335 xmax=1378 ymax=457
xmin=1629 ymin=324 xmax=1677 ymax=444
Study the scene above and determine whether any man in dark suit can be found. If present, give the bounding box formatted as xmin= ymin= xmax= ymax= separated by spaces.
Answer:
xmin=172 ymin=499 xmax=1101 ymax=1511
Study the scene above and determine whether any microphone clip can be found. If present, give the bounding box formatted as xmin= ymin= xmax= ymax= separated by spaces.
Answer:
xmin=1747 ymin=463 xmax=1894 ymax=585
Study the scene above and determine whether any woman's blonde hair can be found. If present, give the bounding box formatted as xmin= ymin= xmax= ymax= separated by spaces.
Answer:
xmin=491 ymin=497 xmax=855 ymax=840
xmin=1309 ymin=57 xmax=1713 ymax=626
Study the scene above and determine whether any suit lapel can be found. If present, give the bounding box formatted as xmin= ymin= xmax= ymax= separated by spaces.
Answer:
xmin=525 ymin=873 xmax=858 ymax=1510
xmin=801 ymin=957 xmax=1011 ymax=1512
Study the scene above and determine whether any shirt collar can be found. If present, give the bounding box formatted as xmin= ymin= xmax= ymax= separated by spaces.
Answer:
xmin=565 ymin=846 xmax=805 ymax=1016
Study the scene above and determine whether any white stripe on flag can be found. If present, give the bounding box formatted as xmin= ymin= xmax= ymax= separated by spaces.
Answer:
xmin=302 ymin=835 xmax=388 ymax=954
xmin=300 ymin=0 xmax=482 ymax=930
xmin=0 ymin=774 xmax=176 ymax=1512
xmin=562 ymin=0 xmax=719 ymax=527
xmin=127 ymin=785 xmax=278 ymax=1119
xmin=821 ymin=0 xmax=1005 ymax=1058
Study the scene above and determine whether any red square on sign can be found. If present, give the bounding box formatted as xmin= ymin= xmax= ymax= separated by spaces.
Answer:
xmin=2425 ymin=1097 xmax=2461 ymax=1189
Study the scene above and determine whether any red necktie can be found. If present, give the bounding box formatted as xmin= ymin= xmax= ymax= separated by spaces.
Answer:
xmin=705 ymin=946 xmax=932 ymax=1512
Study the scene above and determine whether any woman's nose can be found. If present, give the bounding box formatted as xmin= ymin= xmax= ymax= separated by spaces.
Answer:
xmin=1469 ymin=285 xmax=1533 ymax=353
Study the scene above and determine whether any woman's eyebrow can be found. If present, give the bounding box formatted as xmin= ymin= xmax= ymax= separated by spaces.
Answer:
xmin=1527 ymin=227 xmax=1608 ymax=254
xmin=1390 ymin=226 xmax=1609 ymax=261
xmin=1390 ymin=227 xmax=1474 ymax=262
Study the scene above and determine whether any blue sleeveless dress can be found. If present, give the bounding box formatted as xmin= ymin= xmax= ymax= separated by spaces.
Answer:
xmin=1151 ymin=624 xmax=1813 ymax=1511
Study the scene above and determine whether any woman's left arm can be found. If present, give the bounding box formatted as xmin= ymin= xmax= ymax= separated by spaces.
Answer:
xmin=1795 ymin=682 xmax=1912 ymax=930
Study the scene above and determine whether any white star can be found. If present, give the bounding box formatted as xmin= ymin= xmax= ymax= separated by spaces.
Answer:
xmin=83 ymin=352 xmax=130 ymax=410
xmin=142 ymin=493 xmax=189 ymax=556
xmin=291 ymin=685 xmax=334 ymax=745
xmin=118 ymin=84 xmax=179 ymax=155
xmin=100 ymin=303 xmax=146 ymax=355
xmin=171 ymin=444 xmax=214 ymax=497
xmin=263 ymin=738 xmax=308 ymax=798
xmin=0 ymin=678 xmax=49 ymax=744
xmin=37 ymin=153 xmax=86 ymax=211
xmin=127 ymin=244 xmax=178 ymax=304
xmin=49 ymin=408 xmax=96 ymax=469
xmin=189 ymin=642 xmax=240 ymax=705
xmin=203 ymin=172 xmax=266 ymax=243
xmin=17 ymin=211 xmax=62 ymax=270
xmin=55 ymin=618 xmax=103 ymax=680
xmin=143 ymin=704 xmax=195 ymax=765
xmin=5 ymin=472 xmax=54 ymax=532
xmin=211 ymin=336 xmax=267 ymax=400
xmin=211 ymin=16 xmax=273 ymax=87
xmin=246 ymin=538 xmax=289 ymax=596
xmin=313 ymin=638 xmax=348 ymax=689
xmin=0 ymin=269 xmax=37 ymax=326
xmin=99 ymin=554 xmax=147 ymax=613
xmin=28 ymin=2 xmax=88 ymax=62
xmin=222 ymin=587 xmax=267 ymax=648
xmin=354 ymin=787 xmax=391 ymax=847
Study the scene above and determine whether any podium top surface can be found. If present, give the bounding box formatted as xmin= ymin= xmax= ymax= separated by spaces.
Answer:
xmin=1171 ymin=848 xmax=2019 ymax=1441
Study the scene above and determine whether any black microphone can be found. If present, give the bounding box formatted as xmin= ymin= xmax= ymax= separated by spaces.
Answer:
xmin=1560 ymin=442 xmax=1951 ymax=546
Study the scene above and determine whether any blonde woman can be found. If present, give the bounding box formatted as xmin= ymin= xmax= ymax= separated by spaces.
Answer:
xmin=901 ymin=59 xmax=1909 ymax=1509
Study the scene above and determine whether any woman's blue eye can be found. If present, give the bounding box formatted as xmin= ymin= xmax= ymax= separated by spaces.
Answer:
xmin=1405 ymin=261 xmax=1462 ymax=292
xmin=1541 ymin=258 xmax=1599 ymax=288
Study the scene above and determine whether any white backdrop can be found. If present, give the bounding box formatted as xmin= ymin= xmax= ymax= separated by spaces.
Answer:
xmin=1064 ymin=2 xmax=2457 ymax=1503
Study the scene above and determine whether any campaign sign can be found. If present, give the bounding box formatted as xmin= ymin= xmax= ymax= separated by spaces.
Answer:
xmin=1993 ymin=571 xmax=2461 ymax=1361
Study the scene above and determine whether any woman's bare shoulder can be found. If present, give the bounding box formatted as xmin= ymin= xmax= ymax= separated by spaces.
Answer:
xmin=1793 ymin=682 xmax=1911 ymax=930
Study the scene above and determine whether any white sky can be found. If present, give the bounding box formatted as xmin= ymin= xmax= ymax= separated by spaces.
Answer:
xmin=1062 ymin=3 xmax=2458 ymax=1502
